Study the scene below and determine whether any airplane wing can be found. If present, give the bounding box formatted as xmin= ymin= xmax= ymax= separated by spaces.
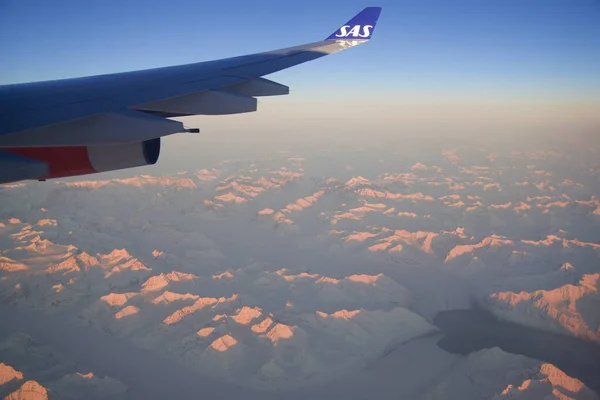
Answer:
xmin=0 ymin=7 xmax=382 ymax=184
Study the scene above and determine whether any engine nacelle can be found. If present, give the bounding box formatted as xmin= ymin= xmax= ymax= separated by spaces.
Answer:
xmin=1 ymin=139 xmax=160 ymax=181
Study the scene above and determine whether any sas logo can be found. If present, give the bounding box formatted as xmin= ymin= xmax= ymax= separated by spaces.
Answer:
xmin=335 ymin=25 xmax=373 ymax=38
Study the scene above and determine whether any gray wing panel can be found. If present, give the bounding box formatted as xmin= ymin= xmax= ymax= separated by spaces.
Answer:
xmin=0 ymin=75 xmax=243 ymax=138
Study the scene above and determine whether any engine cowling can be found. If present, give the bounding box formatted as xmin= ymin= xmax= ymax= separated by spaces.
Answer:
xmin=1 ymin=138 xmax=160 ymax=181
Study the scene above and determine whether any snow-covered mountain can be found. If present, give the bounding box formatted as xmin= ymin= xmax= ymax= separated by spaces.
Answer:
xmin=0 ymin=140 xmax=598 ymax=396
xmin=0 ymin=333 xmax=128 ymax=399
xmin=422 ymin=347 xmax=599 ymax=400
xmin=486 ymin=273 xmax=600 ymax=343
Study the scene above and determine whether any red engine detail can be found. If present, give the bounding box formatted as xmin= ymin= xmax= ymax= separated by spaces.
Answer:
xmin=1 ymin=138 xmax=160 ymax=180
xmin=3 ymin=146 xmax=94 ymax=179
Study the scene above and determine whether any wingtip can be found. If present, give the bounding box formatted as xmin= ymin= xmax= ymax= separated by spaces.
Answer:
xmin=325 ymin=7 xmax=382 ymax=41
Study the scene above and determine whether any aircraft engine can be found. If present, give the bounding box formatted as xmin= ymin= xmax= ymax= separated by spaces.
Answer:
xmin=1 ymin=138 xmax=160 ymax=181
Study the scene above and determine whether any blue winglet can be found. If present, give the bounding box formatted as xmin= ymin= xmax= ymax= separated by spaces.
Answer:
xmin=325 ymin=7 xmax=382 ymax=41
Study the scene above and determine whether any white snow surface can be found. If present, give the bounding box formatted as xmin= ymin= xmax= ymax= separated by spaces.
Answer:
xmin=0 ymin=142 xmax=599 ymax=397
xmin=422 ymin=347 xmax=599 ymax=400
xmin=0 ymin=333 xmax=128 ymax=399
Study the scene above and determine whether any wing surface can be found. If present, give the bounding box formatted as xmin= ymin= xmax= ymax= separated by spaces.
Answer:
xmin=0 ymin=7 xmax=382 ymax=147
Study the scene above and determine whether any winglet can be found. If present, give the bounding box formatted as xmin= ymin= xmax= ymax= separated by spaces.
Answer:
xmin=325 ymin=7 xmax=382 ymax=41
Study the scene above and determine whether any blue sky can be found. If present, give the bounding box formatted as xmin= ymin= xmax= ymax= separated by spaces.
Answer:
xmin=1 ymin=0 xmax=599 ymax=104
